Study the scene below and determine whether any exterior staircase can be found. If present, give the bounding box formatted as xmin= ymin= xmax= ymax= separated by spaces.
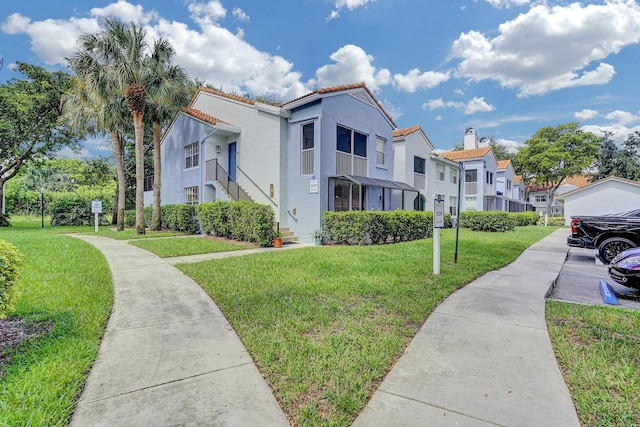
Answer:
xmin=279 ymin=227 xmax=298 ymax=244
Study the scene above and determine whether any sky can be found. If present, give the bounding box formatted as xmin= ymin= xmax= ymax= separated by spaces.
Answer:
xmin=1 ymin=0 xmax=640 ymax=158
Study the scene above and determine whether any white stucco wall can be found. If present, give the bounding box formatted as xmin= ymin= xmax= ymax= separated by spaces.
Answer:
xmin=561 ymin=179 xmax=640 ymax=224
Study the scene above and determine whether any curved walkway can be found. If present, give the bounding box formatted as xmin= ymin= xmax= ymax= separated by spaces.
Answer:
xmin=71 ymin=230 xmax=579 ymax=427
xmin=353 ymin=228 xmax=580 ymax=427
xmin=69 ymin=235 xmax=289 ymax=426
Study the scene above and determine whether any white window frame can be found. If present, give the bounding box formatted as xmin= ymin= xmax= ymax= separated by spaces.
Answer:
xmin=376 ymin=136 xmax=387 ymax=167
xmin=436 ymin=164 xmax=445 ymax=182
xmin=185 ymin=186 xmax=199 ymax=205
xmin=301 ymin=122 xmax=315 ymax=175
xmin=450 ymin=167 xmax=458 ymax=184
xmin=185 ymin=142 xmax=199 ymax=170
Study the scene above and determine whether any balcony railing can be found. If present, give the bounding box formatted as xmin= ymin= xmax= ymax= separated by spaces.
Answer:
xmin=205 ymin=159 xmax=251 ymax=202
xmin=414 ymin=173 xmax=426 ymax=190
xmin=336 ymin=152 xmax=367 ymax=175
xmin=465 ymin=181 xmax=478 ymax=195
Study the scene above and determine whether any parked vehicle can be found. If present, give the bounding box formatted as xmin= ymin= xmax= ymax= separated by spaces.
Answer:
xmin=567 ymin=210 xmax=640 ymax=263
xmin=608 ymin=247 xmax=640 ymax=290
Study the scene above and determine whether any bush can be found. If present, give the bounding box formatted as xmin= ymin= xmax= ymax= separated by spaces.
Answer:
xmin=49 ymin=193 xmax=111 ymax=226
xmin=509 ymin=211 xmax=539 ymax=226
xmin=0 ymin=213 xmax=11 ymax=227
xmin=459 ymin=211 xmax=515 ymax=232
xmin=542 ymin=216 xmax=566 ymax=226
xmin=0 ymin=239 xmax=21 ymax=318
xmin=161 ymin=205 xmax=197 ymax=234
xmin=323 ymin=210 xmax=434 ymax=245
xmin=197 ymin=200 xmax=274 ymax=246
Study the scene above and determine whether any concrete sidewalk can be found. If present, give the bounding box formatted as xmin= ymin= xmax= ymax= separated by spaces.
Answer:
xmin=353 ymin=228 xmax=580 ymax=427
xmin=69 ymin=235 xmax=289 ymax=426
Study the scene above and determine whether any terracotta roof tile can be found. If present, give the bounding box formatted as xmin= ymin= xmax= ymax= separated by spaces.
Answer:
xmin=564 ymin=175 xmax=591 ymax=187
xmin=514 ymin=175 xmax=523 ymax=184
xmin=181 ymin=107 xmax=229 ymax=126
xmin=283 ymin=82 xmax=396 ymax=127
xmin=195 ymin=86 xmax=256 ymax=106
xmin=393 ymin=126 xmax=422 ymax=138
xmin=441 ymin=146 xmax=492 ymax=161
xmin=497 ymin=159 xmax=512 ymax=170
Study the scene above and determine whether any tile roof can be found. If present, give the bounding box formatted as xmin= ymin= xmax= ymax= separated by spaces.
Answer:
xmin=181 ymin=107 xmax=229 ymax=126
xmin=282 ymin=82 xmax=396 ymax=127
xmin=441 ymin=146 xmax=492 ymax=161
xmin=557 ymin=176 xmax=640 ymax=199
xmin=514 ymin=175 xmax=523 ymax=184
xmin=528 ymin=175 xmax=593 ymax=192
xmin=497 ymin=159 xmax=512 ymax=170
xmin=392 ymin=125 xmax=422 ymax=138
xmin=194 ymin=86 xmax=256 ymax=106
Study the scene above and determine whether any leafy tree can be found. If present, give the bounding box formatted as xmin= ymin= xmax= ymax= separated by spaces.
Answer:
xmin=592 ymin=131 xmax=640 ymax=181
xmin=0 ymin=63 xmax=79 ymax=213
xmin=516 ymin=122 xmax=600 ymax=215
xmin=146 ymin=39 xmax=190 ymax=231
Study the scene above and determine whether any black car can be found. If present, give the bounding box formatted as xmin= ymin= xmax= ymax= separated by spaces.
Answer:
xmin=608 ymin=247 xmax=640 ymax=290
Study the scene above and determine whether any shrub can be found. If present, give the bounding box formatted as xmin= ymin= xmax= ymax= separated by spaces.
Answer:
xmin=509 ymin=211 xmax=539 ymax=226
xmin=0 ymin=213 xmax=11 ymax=227
xmin=161 ymin=205 xmax=197 ymax=234
xmin=198 ymin=200 xmax=274 ymax=246
xmin=49 ymin=193 xmax=111 ymax=226
xmin=543 ymin=216 xmax=566 ymax=226
xmin=0 ymin=239 xmax=21 ymax=318
xmin=459 ymin=211 xmax=515 ymax=232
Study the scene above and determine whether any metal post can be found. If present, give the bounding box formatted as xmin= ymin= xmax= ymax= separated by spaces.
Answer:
xmin=454 ymin=162 xmax=464 ymax=263
xmin=40 ymin=187 xmax=44 ymax=229
xmin=433 ymin=195 xmax=445 ymax=275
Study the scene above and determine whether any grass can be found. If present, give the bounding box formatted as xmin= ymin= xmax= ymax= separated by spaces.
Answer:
xmin=177 ymin=226 xmax=558 ymax=426
xmin=0 ymin=223 xmax=113 ymax=426
xmin=128 ymin=236 xmax=255 ymax=258
xmin=546 ymin=301 xmax=640 ymax=426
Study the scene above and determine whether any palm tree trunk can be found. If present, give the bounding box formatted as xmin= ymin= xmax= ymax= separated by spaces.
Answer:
xmin=150 ymin=120 xmax=162 ymax=231
xmin=134 ymin=112 xmax=146 ymax=235
xmin=112 ymin=129 xmax=126 ymax=231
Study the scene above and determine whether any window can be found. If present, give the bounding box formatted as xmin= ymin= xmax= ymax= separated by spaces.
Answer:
xmin=450 ymin=196 xmax=458 ymax=215
xmin=436 ymin=164 xmax=445 ymax=181
xmin=336 ymin=125 xmax=367 ymax=157
xmin=185 ymin=186 xmax=199 ymax=205
xmin=465 ymin=169 xmax=477 ymax=182
xmin=301 ymin=123 xmax=314 ymax=175
xmin=414 ymin=156 xmax=426 ymax=174
xmin=465 ymin=196 xmax=477 ymax=211
xmin=376 ymin=137 xmax=387 ymax=167
xmin=506 ymin=179 xmax=512 ymax=191
xmin=450 ymin=168 xmax=458 ymax=184
xmin=185 ymin=142 xmax=199 ymax=169
xmin=534 ymin=194 xmax=547 ymax=203
xmin=486 ymin=171 xmax=493 ymax=184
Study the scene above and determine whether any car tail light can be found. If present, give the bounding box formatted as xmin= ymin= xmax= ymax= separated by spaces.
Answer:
xmin=571 ymin=218 xmax=580 ymax=234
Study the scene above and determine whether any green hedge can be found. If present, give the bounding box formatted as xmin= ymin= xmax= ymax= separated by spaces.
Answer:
xmin=0 ymin=213 xmax=11 ymax=227
xmin=459 ymin=211 xmax=515 ymax=232
xmin=197 ymin=200 xmax=274 ymax=246
xmin=509 ymin=211 xmax=539 ymax=226
xmin=323 ymin=210 xmax=440 ymax=245
xmin=49 ymin=192 xmax=111 ymax=226
xmin=124 ymin=205 xmax=197 ymax=234
xmin=0 ymin=239 xmax=21 ymax=318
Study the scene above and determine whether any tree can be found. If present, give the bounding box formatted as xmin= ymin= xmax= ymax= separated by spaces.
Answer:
xmin=592 ymin=131 xmax=640 ymax=181
xmin=72 ymin=18 xmax=154 ymax=234
xmin=146 ymin=39 xmax=189 ymax=231
xmin=0 ymin=63 xmax=79 ymax=213
xmin=517 ymin=122 xmax=601 ymax=215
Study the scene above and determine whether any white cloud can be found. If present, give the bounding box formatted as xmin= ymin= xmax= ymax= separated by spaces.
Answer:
xmin=90 ymin=0 xmax=158 ymax=24
xmin=451 ymin=0 xmax=640 ymax=96
xmin=327 ymin=0 xmax=375 ymax=20
xmin=574 ymin=109 xmax=599 ymax=121
xmin=393 ymin=69 xmax=451 ymax=93
xmin=582 ymin=123 xmax=640 ymax=146
xmin=423 ymin=97 xmax=494 ymax=115
xmin=484 ymin=0 xmax=532 ymax=8
xmin=314 ymin=44 xmax=391 ymax=92
xmin=605 ymin=110 xmax=639 ymax=126
xmin=232 ymin=8 xmax=250 ymax=21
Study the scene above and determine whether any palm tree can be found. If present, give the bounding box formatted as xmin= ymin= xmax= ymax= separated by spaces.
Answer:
xmin=145 ymin=38 xmax=189 ymax=231
xmin=60 ymin=76 xmax=130 ymax=231
xmin=71 ymin=18 xmax=151 ymax=234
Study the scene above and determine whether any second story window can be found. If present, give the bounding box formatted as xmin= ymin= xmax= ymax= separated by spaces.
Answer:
xmin=507 ymin=179 xmax=512 ymax=191
xmin=436 ymin=164 xmax=445 ymax=181
xmin=185 ymin=142 xmax=199 ymax=169
xmin=376 ymin=137 xmax=386 ymax=167
xmin=486 ymin=171 xmax=493 ymax=185
xmin=534 ymin=194 xmax=547 ymax=203
xmin=337 ymin=125 xmax=367 ymax=157
xmin=414 ymin=156 xmax=426 ymax=174
xmin=301 ymin=122 xmax=314 ymax=175
xmin=450 ymin=168 xmax=458 ymax=184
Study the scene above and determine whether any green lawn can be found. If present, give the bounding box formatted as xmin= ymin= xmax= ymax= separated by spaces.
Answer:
xmin=0 ymin=224 xmax=113 ymax=426
xmin=546 ymin=301 xmax=640 ymax=426
xmin=177 ymin=226 xmax=558 ymax=426
xmin=128 ymin=235 xmax=255 ymax=257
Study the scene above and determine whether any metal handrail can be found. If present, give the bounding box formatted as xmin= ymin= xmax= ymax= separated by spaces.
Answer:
xmin=237 ymin=166 xmax=278 ymax=207
xmin=214 ymin=161 xmax=251 ymax=202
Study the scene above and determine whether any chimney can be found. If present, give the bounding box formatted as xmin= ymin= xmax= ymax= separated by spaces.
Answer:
xmin=463 ymin=127 xmax=478 ymax=150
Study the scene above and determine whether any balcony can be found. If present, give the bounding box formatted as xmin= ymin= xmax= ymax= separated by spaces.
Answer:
xmin=414 ymin=173 xmax=426 ymax=190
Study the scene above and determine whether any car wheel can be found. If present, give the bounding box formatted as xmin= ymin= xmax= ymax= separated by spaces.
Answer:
xmin=598 ymin=237 xmax=636 ymax=264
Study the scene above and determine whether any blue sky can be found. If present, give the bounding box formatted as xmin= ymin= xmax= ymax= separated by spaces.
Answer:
xmin=1 ymin=0 xmax=640 ymax=158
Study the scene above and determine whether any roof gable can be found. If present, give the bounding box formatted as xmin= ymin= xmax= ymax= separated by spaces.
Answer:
xmin=441 ymin=146 xmax=494 ymax=162
xmin=557 ymin=176 xmax=640 ymax=199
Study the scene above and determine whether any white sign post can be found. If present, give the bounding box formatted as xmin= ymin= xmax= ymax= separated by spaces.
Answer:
xmin=91 ymin=199 xmax=103 ymax=232
xmin=433 ymin=196 xmax=445 ymax=275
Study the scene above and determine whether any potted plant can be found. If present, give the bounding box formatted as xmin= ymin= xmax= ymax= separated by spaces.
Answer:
xmin=273 ymin=231 xmax=283 ymax=248
xmin=311 ymin=229 xmax=324 ymax=246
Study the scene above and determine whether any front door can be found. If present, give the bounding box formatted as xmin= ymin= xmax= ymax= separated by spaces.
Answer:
xmin=228 ymin=142 xmax=237 ymax=181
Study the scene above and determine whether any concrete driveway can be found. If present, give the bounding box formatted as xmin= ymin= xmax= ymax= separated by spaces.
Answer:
xmin=550 ymin=246 xmax=640 ymax=310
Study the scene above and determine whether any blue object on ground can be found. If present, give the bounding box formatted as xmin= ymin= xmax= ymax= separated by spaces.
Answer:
xmin=599 ymin=280 xmax=620 ymax=305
